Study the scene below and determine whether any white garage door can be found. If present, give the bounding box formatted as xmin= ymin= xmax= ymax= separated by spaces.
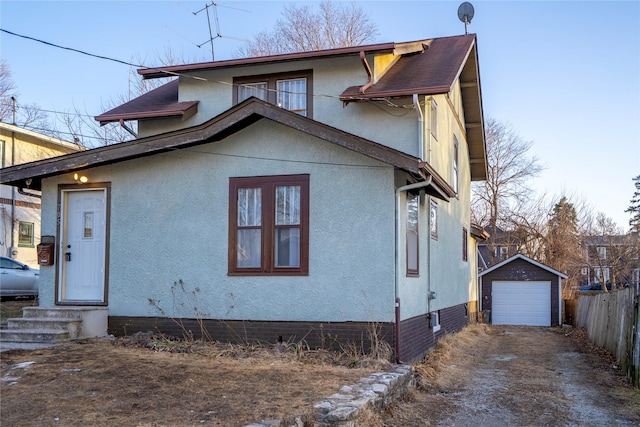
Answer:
xmin=492 ymin=281 xmax=551 ymax=326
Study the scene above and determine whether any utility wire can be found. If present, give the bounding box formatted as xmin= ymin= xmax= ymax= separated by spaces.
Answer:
xmin=1 ymin=28 xmax=415 ymax=107
xmin=0 ymin=28 xmax=206 ymax=81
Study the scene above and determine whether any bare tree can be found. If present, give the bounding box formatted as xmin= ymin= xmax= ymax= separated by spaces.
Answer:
xmin=585 ymin=213 xmax=637 ymax=292
xmin=0 ymin=60 xmax=17 ymax=122
xmin=472 ymin=118 xmax=545 ymax=266
xmin=0 ymin=60 xmax=51 ymax=130
xmin=236 ymin=1 xmax=378 ymax=57
xmin=53 ymin=47 xmax=196 ymax=148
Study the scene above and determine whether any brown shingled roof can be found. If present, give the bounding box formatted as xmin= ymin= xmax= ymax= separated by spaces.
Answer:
xmin=94 ymin=80 xmax=198 ymax=125
xmin=137 ymin=42 xmax=399 ymax=79
xmin=340 ymin=34 xmax=476 ymax=100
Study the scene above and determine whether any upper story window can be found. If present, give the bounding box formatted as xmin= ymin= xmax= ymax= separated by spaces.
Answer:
xmin=495 ymin=246 xmax=508 ymax=261
xmin=234 ymin=71 xmax=312 ymax=117
xmin=596 ymin=246 xmax=606 ymax=260
xmin=453 ymin=135 xmax=459 ymax=193
xmin=229 ymin=174 xmax=309 ymax=276
xmin=430 ymin=99 xmax=438 ymax=140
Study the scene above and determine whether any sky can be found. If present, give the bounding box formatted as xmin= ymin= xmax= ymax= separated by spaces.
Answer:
xmin=1 ymin=1 xmax=639 ymax=229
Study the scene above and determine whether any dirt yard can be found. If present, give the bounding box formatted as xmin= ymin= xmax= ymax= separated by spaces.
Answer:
xmin=1 ymin=317 xmax=639 ymax=426
xmin=380 ymin=325 xmax=640 ymax=426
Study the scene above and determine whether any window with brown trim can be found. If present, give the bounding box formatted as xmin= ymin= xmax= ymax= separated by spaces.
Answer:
xmin=430 ymin=200 xmax=438 ymax=240
xmin=453 ymin=134 xmax=459 ymax=193
xmin=233 ymin=71 xmax=313 ymax=117
xmin=229 ymin=174 xmax=309 ymax=275
xmin=406 ymin=192 xmax=419 ymax=276
xmin=462 ymin=227 xmax=468 ymax=262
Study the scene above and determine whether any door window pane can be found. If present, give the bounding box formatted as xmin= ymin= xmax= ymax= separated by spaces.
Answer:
xmin=83 ymin=212 xmax=94 ymax=239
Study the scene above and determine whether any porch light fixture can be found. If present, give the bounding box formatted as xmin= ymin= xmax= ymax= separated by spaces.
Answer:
xmin=74 ymin=173 xmax=88 ymax=184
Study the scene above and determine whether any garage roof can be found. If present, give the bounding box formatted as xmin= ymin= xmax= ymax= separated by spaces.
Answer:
xmin=479 ymin=254 xmax=568 ymax=279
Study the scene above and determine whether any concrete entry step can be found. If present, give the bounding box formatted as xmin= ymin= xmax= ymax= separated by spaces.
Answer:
xmin=0 ymin=328 xmax=71 ymax=343
xmin=0 ymin=306 xmax=108 ymax=344
xmin=7 ymin=317 xmax=83 ymax=337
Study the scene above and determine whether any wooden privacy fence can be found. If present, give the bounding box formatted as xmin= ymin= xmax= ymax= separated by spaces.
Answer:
xmin=575 ymin=288 xmax=640 ymax=387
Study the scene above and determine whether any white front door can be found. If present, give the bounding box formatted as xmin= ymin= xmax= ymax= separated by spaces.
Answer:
xmin=58 ymin=188 xmax=108 ymax=303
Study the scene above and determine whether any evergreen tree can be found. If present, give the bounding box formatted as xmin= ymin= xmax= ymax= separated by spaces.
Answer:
xmin=626 ymin=175 xmax=640 ymax=233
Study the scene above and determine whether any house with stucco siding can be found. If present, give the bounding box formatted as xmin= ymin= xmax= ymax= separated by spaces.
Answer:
xmin=0 ymin=34 xmax=487 ymax=362
xmin=0 ymin=122 xmax=82 ymax=267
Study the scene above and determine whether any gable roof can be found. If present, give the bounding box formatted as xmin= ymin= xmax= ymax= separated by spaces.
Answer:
xmin=0 ymin=122 xmax=83 ymax=152
xmin=478 ymin=254 xmax=568 ymax=279
xmin=95 ymin=80 xmax=199 ymax=125
xmin=340 ymin=35 xmax=485 ymax=181
xmin=135 ymin=41 xmax=418 ymax=79
xmin=340 ymin=35 xmax=475 ymax=99
xmin=1 ymin=97 xmax=453 ymax=200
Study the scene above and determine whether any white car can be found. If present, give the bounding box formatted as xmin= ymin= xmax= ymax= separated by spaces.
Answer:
xmin=0 ymin=256 xmax=39 ymax=299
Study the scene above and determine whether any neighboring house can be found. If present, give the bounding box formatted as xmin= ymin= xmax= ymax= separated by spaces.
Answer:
xmin=479 ymin=254 xmax=566 ymax=327
xmin=578 ymin=233 xmax=640 ymax=291
xmin=477 ymin=226 xmax=524 ymax=269
xmin=1 ymin=34 xmax=487 ymax=363
xmin=0 ymin=122 xmax=82 ymax=267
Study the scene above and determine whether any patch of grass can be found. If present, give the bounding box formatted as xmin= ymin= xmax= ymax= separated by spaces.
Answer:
xmin=0 ymin=298 xmax=36 ymax=323
xmin=413 ymin=323 xmax=489 ymax=390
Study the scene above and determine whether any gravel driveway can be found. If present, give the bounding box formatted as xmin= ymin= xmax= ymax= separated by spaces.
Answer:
xmin=383 ymin=326 xmax=640 ymax=426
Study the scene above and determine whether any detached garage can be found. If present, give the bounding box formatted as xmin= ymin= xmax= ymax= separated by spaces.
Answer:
xmin=479 ymin=254 xmax=567 ymax=327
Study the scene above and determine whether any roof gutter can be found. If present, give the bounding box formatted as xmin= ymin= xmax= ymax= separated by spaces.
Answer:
xmin=394 ymin=176 xmax=433 ymax=364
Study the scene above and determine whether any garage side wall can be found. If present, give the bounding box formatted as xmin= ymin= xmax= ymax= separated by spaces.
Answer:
xmin=481 ymin=258 xmax=560 ymax=326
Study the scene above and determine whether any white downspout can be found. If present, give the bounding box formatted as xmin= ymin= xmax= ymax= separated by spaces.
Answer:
xmin=395 ymin=177 xmax=432 ymax=363
xmin=413 ymin=94 xmax=424 ymax=160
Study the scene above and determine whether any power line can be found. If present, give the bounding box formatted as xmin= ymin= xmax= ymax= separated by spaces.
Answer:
xmin=0 ymin=28 xmax=206 ymax=81
xmin=14 ymin=103 xmax=95 ymax=118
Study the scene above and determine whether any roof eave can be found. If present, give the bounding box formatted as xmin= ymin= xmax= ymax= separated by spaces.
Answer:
xmin=96 ymin=102 xmax=199 ymax=125
xmin=138 ymin=43 xmax=398 ymax=79
xmin=339 ymin=85 xmax=452 ymax=103
xmin=1 ymin=98 xmax=424 ymax=191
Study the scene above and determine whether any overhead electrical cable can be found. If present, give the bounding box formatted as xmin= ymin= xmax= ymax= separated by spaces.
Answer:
xmin=0 ymin=28 xmax=206 ymax=81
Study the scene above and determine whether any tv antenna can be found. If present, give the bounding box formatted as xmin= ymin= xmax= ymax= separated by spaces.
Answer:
xmin=457 ymin=2 xmax=475 ymax=35
xmin=193 ymin=2 xmax=249 ymax=61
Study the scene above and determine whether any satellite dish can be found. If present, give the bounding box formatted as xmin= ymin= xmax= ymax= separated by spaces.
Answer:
xmin=457 ymin=2 xmax=475 ymax=35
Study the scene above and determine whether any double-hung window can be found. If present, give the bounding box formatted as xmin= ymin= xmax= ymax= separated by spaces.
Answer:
xmin=234 ymin=71 xmax=312 ymax=117
xmin=229 ymin=174 xmax=309 ymax=275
